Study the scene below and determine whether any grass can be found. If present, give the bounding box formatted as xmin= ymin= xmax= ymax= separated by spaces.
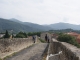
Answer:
xmin=3 ymin=55 xmax=11 ymax=60
xmin=2 ymin=52 xmax=17 ymax=60
xmin=0 ymin=58 xmax=2 ymax=60
xmin=39 ymin=38 xmax=46 ymax=43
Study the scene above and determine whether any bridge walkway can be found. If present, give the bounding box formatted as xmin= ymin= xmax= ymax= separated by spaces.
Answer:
xmin=5 ymin=43 xmax=48 ymax=60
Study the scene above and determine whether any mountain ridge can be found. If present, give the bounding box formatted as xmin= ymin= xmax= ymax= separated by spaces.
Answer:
xmin=0 ymin=18 xmax=41 ymax=33
xmin=9 ymin=18 xmax=80 ymax=31
xmin=48 ymin=22 xmax=80 ymax=30
xmin=9 ymin=18 xmax=80 ymax=30
xmin=0 ymin=18 xmax=80 ymax=33
xmin=9 ymin=18 xmax=53 ymax=31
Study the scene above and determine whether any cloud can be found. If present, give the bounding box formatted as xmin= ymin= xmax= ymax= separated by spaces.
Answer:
xmin=0 ymin=0 xmax=80 ymax=25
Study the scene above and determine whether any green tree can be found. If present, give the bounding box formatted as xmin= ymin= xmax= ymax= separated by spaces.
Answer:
xmin=57 ymin=34 xmax=80 ymax=48
xmin=4 ymin=30 xmax=10 ymax=38
xmin=15 ymin=32 xmax=27 ymax=38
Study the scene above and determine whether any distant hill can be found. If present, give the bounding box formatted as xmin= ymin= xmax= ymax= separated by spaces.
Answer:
xmin=10 ymin=18 xmax=53 ymax=31
xmin=48 ymin=22 xmax=80 ymax=30
xmin=10 ymin=18 xmax=23 ymax=24
xmin=1 ymin=18 xmax=80 ymax=33
xmin=24 ymin=22 xmax=52 ymax=31
xmin=11 ymin=18 xmax=80 ymax=30
xmin=0 ymin=18 xmax=40 ymax=33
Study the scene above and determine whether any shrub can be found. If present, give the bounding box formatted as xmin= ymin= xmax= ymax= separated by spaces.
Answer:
xmin=15 ymin=32 xmax=27 ymax=38
xmin=57 ymin=34 xmax=80 ymax=48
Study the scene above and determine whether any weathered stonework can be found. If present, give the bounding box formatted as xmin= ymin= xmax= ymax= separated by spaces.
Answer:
xmin=0 ymin=38 xmax=34 ymax=58
xmin=48 ymin=39 xmax=80 ymax=60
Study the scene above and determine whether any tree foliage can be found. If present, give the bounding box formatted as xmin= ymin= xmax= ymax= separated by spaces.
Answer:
xmin=4 ymin=30 xmax=10 ymax=38
xmin=57 ymin=34 xmax=80 ymax=48
xmin=49 ymin=29 xmax=80 ymax=34
xmin=15 ymin=32 xmax=27 ymax=38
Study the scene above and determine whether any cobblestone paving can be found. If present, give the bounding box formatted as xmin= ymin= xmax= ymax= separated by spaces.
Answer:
xmin=5 ymin=43 xmax=48 ymax=60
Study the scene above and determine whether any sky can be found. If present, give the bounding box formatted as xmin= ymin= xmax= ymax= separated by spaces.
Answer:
xmin=0 ymin=0 xmax=80 ymax=25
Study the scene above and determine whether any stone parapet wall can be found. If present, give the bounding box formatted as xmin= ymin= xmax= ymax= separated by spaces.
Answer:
xmin=0 ymin=38 xmax=34 ymax=58
xmin=48 ymin=39 xmax=80 ymax=60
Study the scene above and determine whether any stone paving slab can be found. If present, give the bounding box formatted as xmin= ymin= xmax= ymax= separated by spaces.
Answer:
xmin=5 ymin=43 xmax=48 ymax=60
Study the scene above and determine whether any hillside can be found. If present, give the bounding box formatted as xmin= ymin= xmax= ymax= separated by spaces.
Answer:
xmin=24 ymin=22 xmax=52 ymax=31
xmin=10 ymin=18 xmax=53 ymax=31
xmin=0 ymin=18 xmax=40 ymax=33
xmin=1 ymin=18 xmax=80 ymax=33
xmin=12 ymin=18 xmax=79 ymax=30
xmin=48 ymin=22 xmax=80 ymax=30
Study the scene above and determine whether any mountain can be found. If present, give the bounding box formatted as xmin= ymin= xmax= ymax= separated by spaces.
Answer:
xmin=9 ymin=19 xmax=80 ymax=30
xmin=48 ymin=22 xmax=80 ymax=30
xmin=10 ymin=18 xmax=53 ymax=31
xmin=0 ymin=18 xmax=40 ymax=33
xmin=1 ymin=18 xmax=80 ymax=33
xmin=24 ymin=22 xmax=52 ymax=31
xmin=10 ymin=18 xmax=23 ymax=24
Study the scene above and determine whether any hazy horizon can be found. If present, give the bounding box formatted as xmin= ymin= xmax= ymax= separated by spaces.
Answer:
xmin=1 ymin=17 xmax=80 ymax=25
xmin=0 ymin=0 xmax=80 ymax=25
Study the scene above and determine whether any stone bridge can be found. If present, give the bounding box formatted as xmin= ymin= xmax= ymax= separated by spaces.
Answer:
xmin=0 ymin=33 xmax=80 ymax=60
xmin=41 ymin=32 xmax=80 ymax=60
xmin=47 ymin=39 xmax=80 ymax=60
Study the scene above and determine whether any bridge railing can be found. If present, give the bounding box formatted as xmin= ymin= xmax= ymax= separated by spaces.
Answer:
xmin=47 ymin=38 xmax=80 ymax=60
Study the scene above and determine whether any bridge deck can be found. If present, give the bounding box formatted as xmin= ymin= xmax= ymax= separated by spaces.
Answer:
xmin=5 ymin=43 xmax=48 ymax=60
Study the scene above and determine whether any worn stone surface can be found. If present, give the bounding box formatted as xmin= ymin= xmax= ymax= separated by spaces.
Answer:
xmin=5 ymin=43 xmax=48 ymax=60
xmin=0 ymin=38 xmax=34 ymax=58
xmin=48 ymin=38 xmax=80 ymax=60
